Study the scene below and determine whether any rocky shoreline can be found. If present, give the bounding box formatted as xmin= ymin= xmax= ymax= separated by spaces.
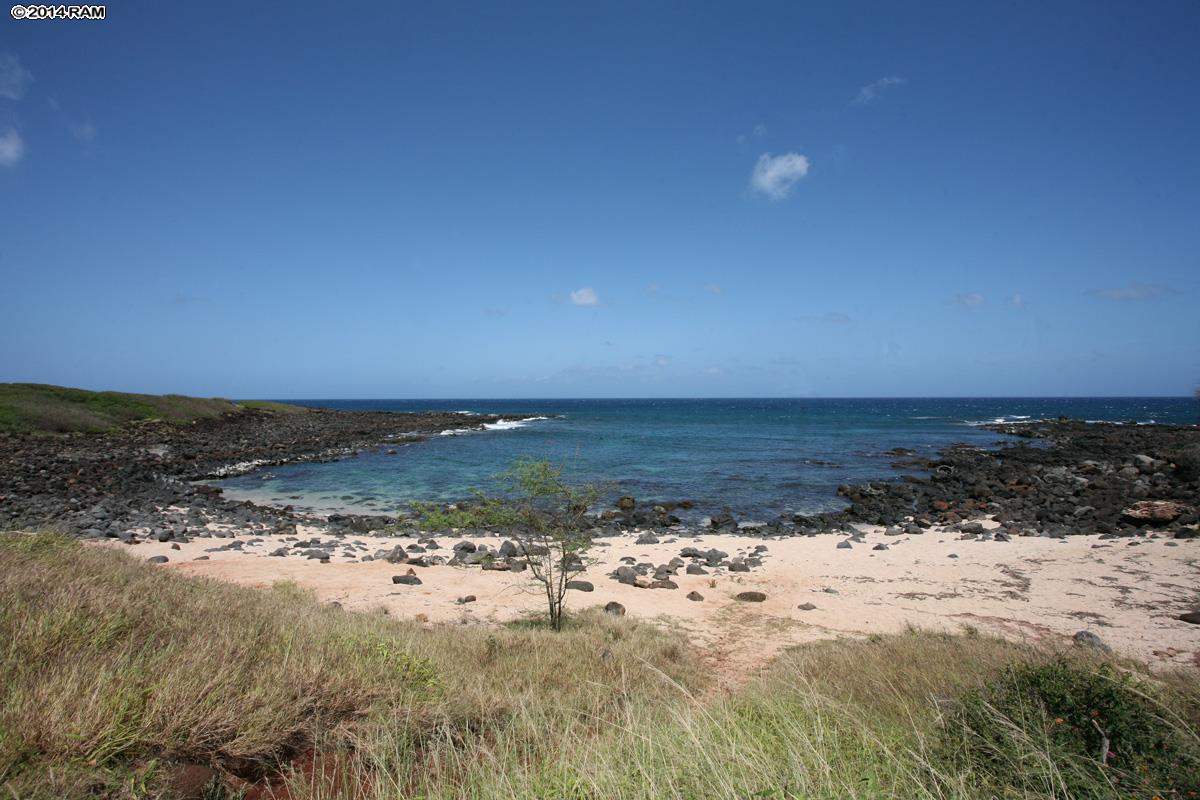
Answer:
xmin=1 ymin=410 xmax=1197 ymax=548
xmin=826 ymin=419 xmax=1199 ymax=538
xmin=0 ymin=407 xmax=503 ymax=539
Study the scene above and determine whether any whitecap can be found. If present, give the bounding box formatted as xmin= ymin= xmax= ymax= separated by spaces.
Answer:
xmin=483 ymin=416 xmax=550 ymax=431
xmin=439 ymin=427 xmax=475 ymax=436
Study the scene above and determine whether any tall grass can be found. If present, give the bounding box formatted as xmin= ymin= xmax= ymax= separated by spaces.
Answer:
xmin=2 ymin=532 xmax=1197 ymax=800
xmin=0 ymin=533 xmax=699 ymax=798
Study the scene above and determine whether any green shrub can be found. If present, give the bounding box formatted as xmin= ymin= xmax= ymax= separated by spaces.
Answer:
xmin=409 ymin=494 xmax=523 ymax=530
xmin=940 ymin=657 xmax=1200 ymax=798
xmin=1171 ymin=444 xmax=1200 ymax=482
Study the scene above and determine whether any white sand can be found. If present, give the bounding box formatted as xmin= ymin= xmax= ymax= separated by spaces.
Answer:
xmin=96 ymin=523 xmax=1200 ymax=682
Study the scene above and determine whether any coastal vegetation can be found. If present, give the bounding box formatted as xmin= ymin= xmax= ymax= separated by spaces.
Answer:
xmin=499 ymin=458 xmax=600 ymax=630
xmin=0 ymin=383 xmax=306 ymax=434
xmin=411 ymin=459 xmax=600 ymax=629
xmin=2 ymin=531 xmax=1197 ymax=799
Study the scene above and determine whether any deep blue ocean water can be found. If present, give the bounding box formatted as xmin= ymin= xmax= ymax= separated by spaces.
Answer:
xmin=216 ymin=398 xmax=1196 ymax=520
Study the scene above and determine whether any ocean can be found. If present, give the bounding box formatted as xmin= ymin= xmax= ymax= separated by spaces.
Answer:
xmin=214 ymin=398 xmax=1196 ymax=521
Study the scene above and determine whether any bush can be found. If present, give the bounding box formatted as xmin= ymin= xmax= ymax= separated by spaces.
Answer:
xmin=940 ymin=657 xmax=1200 ymax=798
xmin=1170 ymin=444 xmax=1200 ymax=482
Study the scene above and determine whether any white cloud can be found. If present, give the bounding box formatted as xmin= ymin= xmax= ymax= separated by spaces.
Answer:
xmin=71 ymin=120 xmax=97 ymax=143
xmin=954 ymin=292 xmax=984 ymax=308
xmin=569 ymin=287 xmax=599 ymax=306
xmin=854 ymin=76 xmax=907 ymax=105
xmin=0 ymin=53 xmax=33 ymax=101
xmin=1008 ymin=293 xmax=1026 ymax=309
xmin=653 ymin=354 xmax=671 ymax=367
xmin=704 ymin=283 xmax=723 ymax=295
xmin=750 ymin=152 xmax=810 ymax=200
xmin=0 ymin=128 xmax=25 ymax=167
xmin=1087 ymin=283 xmax=1174 ymax=302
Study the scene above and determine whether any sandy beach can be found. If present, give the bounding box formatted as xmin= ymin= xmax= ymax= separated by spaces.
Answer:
xmin=98 ymin=521 xmax=1200 ymax=683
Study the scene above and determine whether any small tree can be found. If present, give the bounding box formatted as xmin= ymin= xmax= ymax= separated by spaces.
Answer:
xmin=502 ymin=458 xmax=597 ymax=631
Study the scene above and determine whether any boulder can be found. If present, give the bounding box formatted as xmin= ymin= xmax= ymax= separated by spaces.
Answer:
xmin=566 ymin=580 xmax=594 ymax=592
xmin=604 ymin=601 xmax=626 ymax=616
xmin=734 ymin=591 xmax=767 ymax=602
xmin=392 ymin=570 xmax=422 ymax=585
xmin=1072 ymin=630 xmax=1110 ymax=652
xmin=614 ymin=566 xmax=639 ymax=585
xmin=1122 ymin=500 xmax=1192 ymax=525
xmin=709 ymin=510 xmax=737 ymax=531
xmin=686 ymin=591 xmax=704 ymax=601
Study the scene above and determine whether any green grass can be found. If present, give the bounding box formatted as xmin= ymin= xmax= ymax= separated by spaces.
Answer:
xmin=0 ymin=384 xmax=306 ymax=433
xmin=235 ymin=399 xmax=310 ymax=415
xmin=1 ymin=531 xmax=1197 ymax=800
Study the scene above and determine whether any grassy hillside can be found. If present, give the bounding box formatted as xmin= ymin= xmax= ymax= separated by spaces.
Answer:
xmin=0 ymin=384 xmax=304 ymax=433
xmin=2 ymin=533 xmax=1197 ymax=799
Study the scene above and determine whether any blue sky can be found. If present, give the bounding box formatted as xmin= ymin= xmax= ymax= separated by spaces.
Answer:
xmin=1 ymin=1 xmax=1197 ymax=398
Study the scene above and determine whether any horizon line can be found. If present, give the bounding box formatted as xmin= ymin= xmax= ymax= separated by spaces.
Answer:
xmin=256 ymin=394 xmax=1195 ymax=402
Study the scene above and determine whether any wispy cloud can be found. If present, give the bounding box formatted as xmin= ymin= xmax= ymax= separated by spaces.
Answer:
xmin=71 ymin=120 xmax=97 ymax=143
xmin=1086 ymin=283 xmax=1175 ymax=302
xmin=0 ymin=53 xmax=33 ymax=101
xmin=796 ymin=311 xmax=853 ymax=325
xmin=954 ymin=292 xmax=984 ymax=308
xmin=569 ymin=287 xmax=599 ymax=306
xmin=854 ymin=76 xmax=906 ymax=105
xmin=704 ymin=283 xmax=724 ymax=295
xmin=820 ymin=312 xmax=852 ymax=324
xmin=170 ymin=292 xmax=207 ymax=306
xmin=736 ymin=123 xmax=768 ymax=145
xmin=0 ymin=128 xmax=25 ymax=167
xmin=1008 ymin=293 xmax=1026 ymax=309
xmin=750 ymin=152 xmax=810 ymax=200
xmin=653 ymin=354 xmax=671 ymax=367
xmin=483 ymin=306 xmax=508 ymax=318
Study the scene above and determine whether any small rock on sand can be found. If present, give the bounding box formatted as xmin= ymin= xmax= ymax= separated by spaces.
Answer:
xmin=735 ymin=591 xmax=767 ymax=602
xmin=1072 ymin=630 xmax=1110 ymax=652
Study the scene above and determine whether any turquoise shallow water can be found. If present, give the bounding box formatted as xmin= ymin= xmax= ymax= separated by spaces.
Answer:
xmin=215 ymin=398 xmax=1196 ymax=519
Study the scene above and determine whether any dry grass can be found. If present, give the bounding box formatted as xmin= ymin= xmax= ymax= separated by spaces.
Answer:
xmin=0 ymin=532 xmax=699 ymax=798
xmin=2 ymin=531 xmax=1197 ymax=800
